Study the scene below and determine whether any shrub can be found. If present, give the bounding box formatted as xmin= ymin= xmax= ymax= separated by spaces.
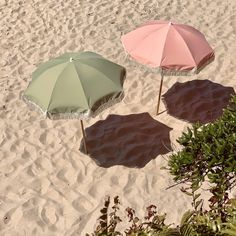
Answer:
xmin=87 ymin=196 xmax=194 ymax=236
xmin=87 ymin=196 xmax=236 ymax=235
xmin=87 ymin=196 xmax=122 ymax=236
xmin=168 ymin=95 xmax=236 ymax=221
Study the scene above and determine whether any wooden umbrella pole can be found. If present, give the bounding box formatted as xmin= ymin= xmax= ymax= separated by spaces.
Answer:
xmin=80 ymin=120 xmax=88 ymax=154
xmin=156 ymin=73 xmax=164 ymax=115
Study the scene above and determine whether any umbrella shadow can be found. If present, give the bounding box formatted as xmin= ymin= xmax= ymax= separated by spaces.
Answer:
xmin=162 ymin=80 xmax=235 ymax=124
xmin=80 ymin=113 xmax=173 ymax=168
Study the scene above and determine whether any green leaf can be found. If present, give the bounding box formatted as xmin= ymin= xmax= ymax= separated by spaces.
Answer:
xmin=193 ymin=193 xmax=201 ymax=201
xmin=195 ymin=200 xmax=203 ymax=209
xmin=222 ymin=229 xmax=236 ymax=235
xmin=180 ymin=210 xmax=194 ymax=227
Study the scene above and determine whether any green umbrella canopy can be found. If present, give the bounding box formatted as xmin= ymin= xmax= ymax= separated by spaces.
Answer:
xmin=23 ymin=51 xmax=126 ymax=119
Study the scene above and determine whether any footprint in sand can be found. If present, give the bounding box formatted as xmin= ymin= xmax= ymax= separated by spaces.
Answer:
xmin=41 ymin=205 xmax=58 ymax=225
xmin=3 ymin=207 xmax=23 ymax=226
xmin=72 ymin=196 xmax=94 ymax=213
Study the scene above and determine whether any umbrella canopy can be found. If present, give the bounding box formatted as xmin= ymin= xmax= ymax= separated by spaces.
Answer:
xmin=121 ymin=20 xmax=214 ymax=114
xmin=23 ymin=51 xmax=126 ymax=119
xmin=23 ymin=51 xmax=126 ymax=154
xmin=121 ymin=20 xmax=214 ymax=73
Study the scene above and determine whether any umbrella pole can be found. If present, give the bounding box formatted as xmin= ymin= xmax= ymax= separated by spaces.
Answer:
xmin=156 ymin=73 xmax=164 ymax=115
xmin=80 ymin=120 xmax=88 ymax=154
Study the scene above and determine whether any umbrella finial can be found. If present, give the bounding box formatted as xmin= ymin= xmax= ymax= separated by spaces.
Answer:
xmin=169 ymin=21 xmax=173 ymax=26
xmin=70 ymin=57 xmax=73 ymax=62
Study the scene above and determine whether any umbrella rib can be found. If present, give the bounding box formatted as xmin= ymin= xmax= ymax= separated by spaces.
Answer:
xmin=173 ymin=27 xmax=197 ymax=67
xmin=70 ymin=62 xmax=90 ymax=109
xmin=46 ymin=62 xmax=72 ymax=114
xmin=125 ymin=24 xmax=167 ymax=55
xmin=75 ymin=60 xmax=122 ymax=90
xmin=160 ymin=25 xmax=173 ymax=67
xmin=83 ymin=57 xmax=125 ymax=86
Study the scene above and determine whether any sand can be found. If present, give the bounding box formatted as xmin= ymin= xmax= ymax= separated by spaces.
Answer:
xmin=0 ymin=0 xmax=236 ymax=235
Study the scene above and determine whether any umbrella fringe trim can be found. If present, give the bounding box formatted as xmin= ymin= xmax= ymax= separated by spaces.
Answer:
xmin=22 ymin=94 xmax=48 ymax=118
xmin=47 ymin=92 xmax=125 ymax=120
xmin=22 ymin=92 xmax=124 ymax=120
xmin=122 ymin=53 xmax=214 ymax=76
xmin=90 ymin=92 xmax=125 ymax=118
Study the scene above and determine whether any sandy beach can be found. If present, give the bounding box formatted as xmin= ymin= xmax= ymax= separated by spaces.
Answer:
xmin=1 ymin=0 xmax=236 ymax=235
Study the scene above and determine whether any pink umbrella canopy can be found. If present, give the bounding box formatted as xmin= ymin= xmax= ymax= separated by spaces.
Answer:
xmin=121 ymin=20 xmax=215 ymax=113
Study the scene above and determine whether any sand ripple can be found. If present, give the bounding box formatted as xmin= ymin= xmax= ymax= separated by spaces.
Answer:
xmin=0 ymin=0 xmax=236 ymax=235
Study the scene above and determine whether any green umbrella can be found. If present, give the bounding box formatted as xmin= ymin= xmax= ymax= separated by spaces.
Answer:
xmin=23 ymin=51 xmax=126 ymax=153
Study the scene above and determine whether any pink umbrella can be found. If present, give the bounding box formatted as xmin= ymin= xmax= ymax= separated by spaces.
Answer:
xmin=121 ymin=20 xmax=215 ymax=114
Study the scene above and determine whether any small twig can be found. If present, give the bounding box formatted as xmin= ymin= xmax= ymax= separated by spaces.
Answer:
xmin=166 ymin=178 xmax=191 ymax=190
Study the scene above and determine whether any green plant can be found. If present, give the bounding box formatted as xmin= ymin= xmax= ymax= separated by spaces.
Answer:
xmin=88 ymin=196 xmax=211 ymax=236
xmin=87 ymin=195 xmax=236 ymax=235
xmin=87 ymin=196 xmax=122 ymax=236
xmin=167 ymin=95 xmax=236 ymax=222
xmin=87 ymin=196 xmax=179 ymax=236
xmin=124 ymin=204 xmax=176 ymax=235
xmin=222 ymin=199 xmax=236 ymax=235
